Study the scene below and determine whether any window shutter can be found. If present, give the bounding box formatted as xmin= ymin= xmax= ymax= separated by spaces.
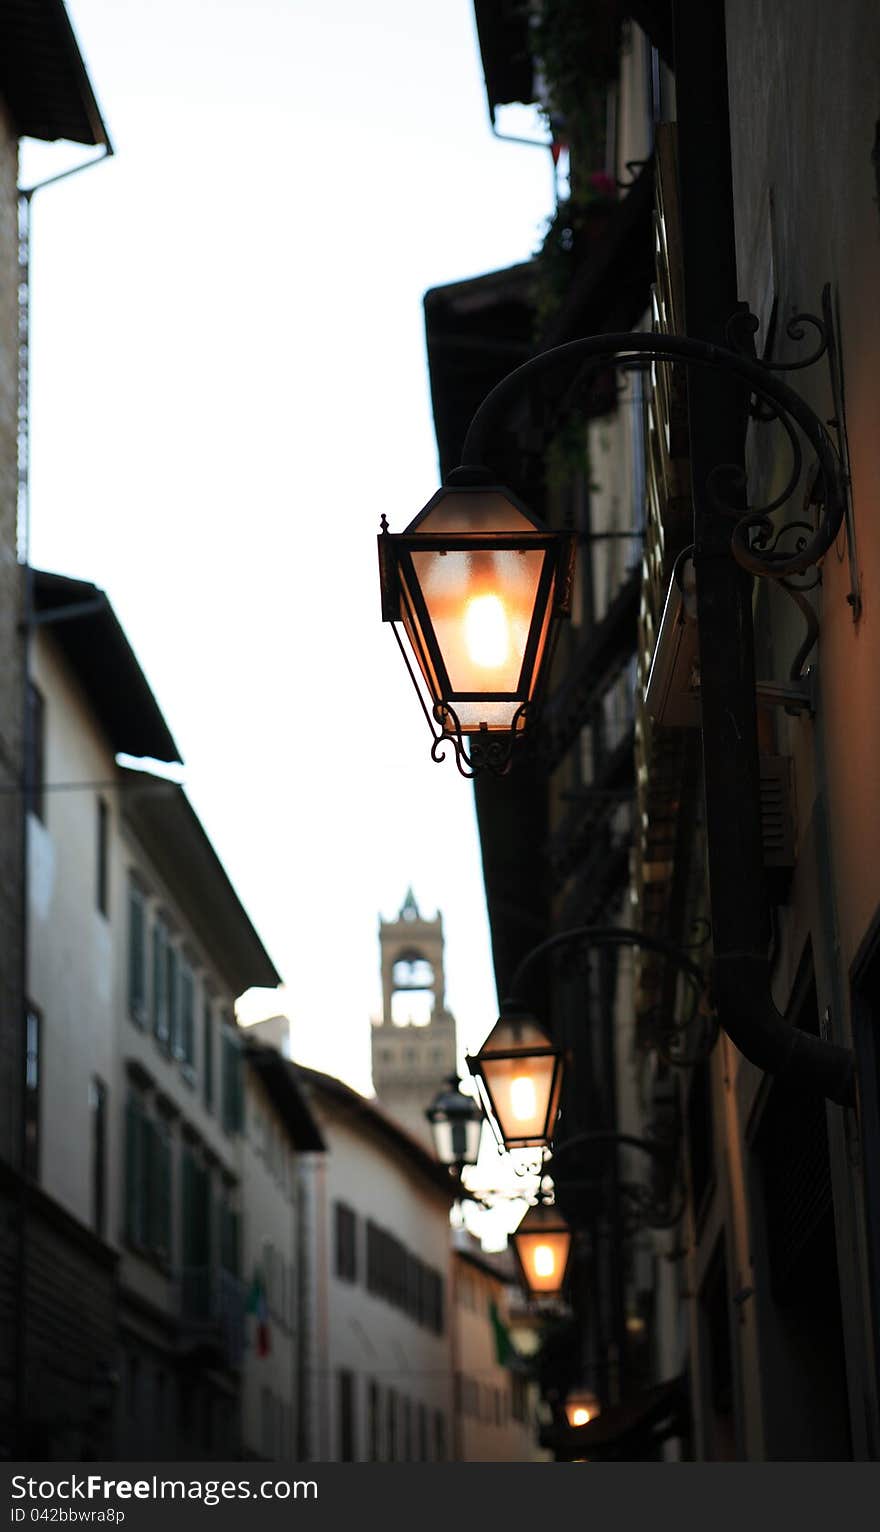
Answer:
xmin=167 ymin=945 xmax=180 ymax=1055
xmin=127 ymin=883 xmax=146 ymax=1024
xmin=125 ymin=1095 xmax=139 ymax=1242
xmin=180 ymin=966 xmax=195 ymax=1066
xmin=155 ymin=1123 xmax=171 ymax=1262
xmin=153 ymin=922 xmax=169 ymax=1044
xmin=181 ymin=1144 xmax=194 ymax=1268
xmin=203 ymin=1000 xmax=214 ymax=1111
xmin=222 ymin=1029 xmax=243 ymax=1135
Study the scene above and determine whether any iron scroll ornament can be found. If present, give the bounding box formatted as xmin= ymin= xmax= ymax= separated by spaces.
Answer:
xmin=462 ymin=314 xmax=846 ymax=583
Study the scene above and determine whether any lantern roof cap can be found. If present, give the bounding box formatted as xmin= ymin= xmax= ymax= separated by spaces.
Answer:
xmin=475 ymin=1011 xmax=559 ymax=1059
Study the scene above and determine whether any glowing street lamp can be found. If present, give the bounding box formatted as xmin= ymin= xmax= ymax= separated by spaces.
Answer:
xmin=466 ymin=1009 xmax=564 ymax=1149
xmin=511 ymin=1201 xmax=573 ymax=1298
xmin=378 ymin=470 xmax=576 ymax=776
xmin=564 ymin=1388 xmax=601 ymax=1428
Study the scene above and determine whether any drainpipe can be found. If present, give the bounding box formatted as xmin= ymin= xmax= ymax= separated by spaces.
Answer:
xmin=672 ymin=0 xmax=855 ymax=1108
xmin=14 ymin=136 xmax=113 ymax=1457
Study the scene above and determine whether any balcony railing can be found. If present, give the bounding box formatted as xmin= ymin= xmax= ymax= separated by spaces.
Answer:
xmin=176 ymin=1266 xmax=245 ymax=1369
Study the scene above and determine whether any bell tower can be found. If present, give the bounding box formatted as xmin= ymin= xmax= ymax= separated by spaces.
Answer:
xmin=371 ymin=889 xmax=457 ymax=1147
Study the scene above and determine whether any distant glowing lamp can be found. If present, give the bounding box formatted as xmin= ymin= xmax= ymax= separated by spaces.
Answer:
xmin=510 ymin=1201 xmax=573 ymax=1298
xmin=425 ymin=1076 xmax=483 ymax=1173
xmin=564 ymin=1389 xmax=601 ymax=1428
xmin=466 ymin=1010 xmax=564 ymax=1149
xmin=378 ymin=472 xmax=575 ymax=776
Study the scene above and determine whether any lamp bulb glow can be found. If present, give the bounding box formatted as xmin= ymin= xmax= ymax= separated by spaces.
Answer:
xmin=571 ymin=1407 xmax=591 ymax=1426
xmin=509 ymin=1074 xmax=538 ymax=1122
xmin=532 ymin=1244 xmax=556 ymax=1278
xmin=464 ymin=593 xmax=510 ymax=668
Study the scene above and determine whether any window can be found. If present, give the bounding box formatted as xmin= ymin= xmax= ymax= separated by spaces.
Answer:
xmin=25 ymin=682 xmax=45 ymax=822
xmin=96 ymin=797 xmax=109 ymax=916
xmin=218 ymin=1193 xmax=240 ymax=1278
xmin=365 ymin=1220 xmax=444 ymax=1332
xmin=337 ymin=1369 xmax=356 ymax=1462
xmin=203 ymin=997 xmax=214 ymax=1111
xmin=124 ymin=1091 xmax=171 ymax=1263
xmin=386 ymin=1389 xmax=397 ymax=1462
xmin=433 ymin=1410 xmax=446 ymax=1462
xmin=152 ymin=919 xmax=170 ymax=1045
xmin=334 ymin=1202 xmax=358 ymax=1282
xmin=178 ymin=959 xmax=195 ymax=1070
xmin=90 ymin=1077 xmax=107 ymax=1237
xmin=221 ymin=1026 xmax=243 ymax=1135
xmin=261 ymin=1387 xmax=273 ymax=1460
xmin=166 ymin=944 xmax=179 ymax=1055
xmin=127 ymin=1353 xmax=139 ymax=1421
xmin=417 ymin=1402 xmax=428 ymax=1461
xmin=368 ymin=1381 xmax=380 ymax=1461
xmin=180 ymin=1142 xmax=212 ymax=1317
xmin=511 ymin=1373 xmax=527 ymax=1423
xmin=403 ymin=1396 xmax=412 ymax=1461
xmin=23 ymin=1006 xmax=40 ymax=1180
xmin=127 ymin=880 xmax=147 ymax=1025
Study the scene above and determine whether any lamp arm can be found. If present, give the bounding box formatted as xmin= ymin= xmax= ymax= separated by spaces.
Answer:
xmin=501 ymin=924 xmax=856 ymax=1108
xmin=550 ymin=1129 xmax=673 ymax=1164
xmin=459 ymin=328 xmax=846 ymax=581
xmin=503 ymin=923 xmax=705 ymax=1006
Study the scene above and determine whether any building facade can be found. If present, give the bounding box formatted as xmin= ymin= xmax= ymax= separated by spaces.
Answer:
xmin=24 ymin=568 xmax=286 ymax=1458
xmin=294 ymin=1066 xmax=455 ymax=1461
xmin=240 ymin=1035 xmax=324 ymax=1461
xmin=451 ymin=1232 xmax=545 ymax=1462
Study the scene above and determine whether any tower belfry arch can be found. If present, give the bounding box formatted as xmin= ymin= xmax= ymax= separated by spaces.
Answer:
xmin=371 ymin=889 xmax=457 ymax=1148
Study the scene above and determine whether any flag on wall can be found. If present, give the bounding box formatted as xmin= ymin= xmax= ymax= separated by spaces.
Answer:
xmin=489 ymin=1300 xmax=515 ymax=1367
xmin=246 ymin=1269 xmax=271 ymax=1357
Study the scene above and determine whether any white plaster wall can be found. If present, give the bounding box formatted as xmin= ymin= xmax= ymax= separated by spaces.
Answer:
xmin=28 ymin=633 xmax=118 ymax=1228
xmin=304 ymin=1094 xmax=454 ymax=1461
xmin=28 ymin=628 xmax=241 ymax=1319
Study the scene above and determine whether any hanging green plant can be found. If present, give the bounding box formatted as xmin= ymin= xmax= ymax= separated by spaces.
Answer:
xmin=532 ymin=0 xmax=622 ymax=173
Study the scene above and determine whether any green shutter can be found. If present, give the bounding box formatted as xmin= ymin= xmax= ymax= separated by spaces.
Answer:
xmin=142 ymin=1116 xmax=157 ymax=1249
xmin=167 ymin=945 xmax=179 ymax=1055
xmin=155 ymin=1123 xmax=172 ymax=1263
xmin=203 ymin=1001 xmax=214 ymax=1111
xmin=181 ymin=966 xmax=195 ymax=1066
xmin=221 ymin=1030 xmax=243 ymax=1135
xmin=127 ymin=884 xmax=145 ymax=1024
xmin=124 ymin=1095 xmax=139 ymax=1242
xmin=229 ymin=1209 xmax=240 ymax=1278
xmin=153 ymin=923 xmax=168 ymax=1044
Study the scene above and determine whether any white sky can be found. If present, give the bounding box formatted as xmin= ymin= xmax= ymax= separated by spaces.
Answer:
xmin=22 ymin=0 xmax=554 ymax=1100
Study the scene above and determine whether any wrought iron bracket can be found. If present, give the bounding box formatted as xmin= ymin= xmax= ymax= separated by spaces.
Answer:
xmin=504 ymin=923 xmax=717 ymax=1070
xmin=461 ymin=297 xmax=848 ymax=590
xmin=547 ymin=1130 xmax=685 ymax=1231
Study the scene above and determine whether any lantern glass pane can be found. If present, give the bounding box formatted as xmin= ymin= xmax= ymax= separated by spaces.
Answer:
xmin=429 ymin=1118 xmax=455 ymax=1165
xmin=482 ymin=1051 xmax=557 ymax=1144
xmin=410 ymin=546 xmax=546 ymax=698
xmin=399 ymin=566 xmax=442 ymax=702
xmin=517 ymin=1231 xmax=571 ymax=1294
xmin=528 ymin=564 xmax=557 ymax=695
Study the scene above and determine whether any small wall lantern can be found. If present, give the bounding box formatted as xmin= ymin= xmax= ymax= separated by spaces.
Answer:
xmin=378 ymin=471 xmax=575 ymax=775
xmin=466 ymin=1009 xmax=564 ymax=1149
